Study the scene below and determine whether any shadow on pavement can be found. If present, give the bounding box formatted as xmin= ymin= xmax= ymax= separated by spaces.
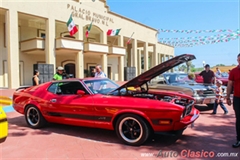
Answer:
xmin=7 ymin=113 xmax=240 ymax=160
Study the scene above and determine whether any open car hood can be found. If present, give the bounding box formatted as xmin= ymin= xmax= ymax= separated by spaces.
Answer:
xmin=112 ymin=54 xmax=196 ymax=92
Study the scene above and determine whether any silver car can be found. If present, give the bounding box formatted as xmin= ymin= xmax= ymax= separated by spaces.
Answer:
xmin=150 ymin=73 xmax=226 ymax=108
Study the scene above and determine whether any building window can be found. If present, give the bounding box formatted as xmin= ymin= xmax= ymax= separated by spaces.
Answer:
xmin=37 ymin=29 xmax=45 ymax=38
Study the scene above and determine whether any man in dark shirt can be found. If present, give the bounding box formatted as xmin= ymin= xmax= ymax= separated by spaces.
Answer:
xmin=227 ymin=53 xmax=240 ymax=148
xmin=199 ymin=64 xmax=215 ymax=84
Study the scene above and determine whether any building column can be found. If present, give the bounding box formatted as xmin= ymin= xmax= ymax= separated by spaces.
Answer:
xmin=132 ymin=39 xmax=138 ymax=75
xmin=118 ymin=35 xmax=125 ymax=80
xmin=137 ymin=49 xmax=142 ymax=75
xmin=152 ymin=45 xmax=158 ymax=66
xmin=118 ymin=35 xmax=124 ymax=47
xmin=162 ymin=54 xmax=165 ymax=62
xmin=77 ymin=24 xmax=83 ymax=41
xmin=101 ymin=54 xmax=108 ymax=76
xmin=118 ymin=55 xmax=124 ymax=81
xmin=143 ymin=42 xmax=148 ymax=72
xmin=76 ymin=25 xmax=84 ymax=78
xmin=127 ymin=44 xmax=131 ymax=67
xmin=158 ymin=53 xmax=160 ymax=64
xmin=165 ymin=55 xmax=169 ymax=61
xmin=45 ymin=18 xmax=56 ymax=70
xmin=75 ymin=51 xmax=84 ymax=78
xmin=102 ymin=32 xmax=107 ymax=44
xmin=170 ymin=55 xmax=174 ymax=72
xmin=6 ymin=10 xmax=19 ymax=88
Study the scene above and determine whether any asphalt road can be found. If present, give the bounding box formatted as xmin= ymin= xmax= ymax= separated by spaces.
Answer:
xmin=1 ymin=105 xmax=240 ymax=160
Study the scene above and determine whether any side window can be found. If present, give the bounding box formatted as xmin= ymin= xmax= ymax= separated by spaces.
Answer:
xmin=59 ymin=82 xmax=89 ymax=95
xmin=47 ymin=83 xmax=58 ymax=94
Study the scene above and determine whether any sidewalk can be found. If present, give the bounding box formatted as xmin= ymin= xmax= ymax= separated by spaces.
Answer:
xmin=0 ymin=89 xmax=15 ymax=98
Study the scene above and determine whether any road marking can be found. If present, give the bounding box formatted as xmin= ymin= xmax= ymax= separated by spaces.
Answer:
xmin=2 ymin=105 xmax=14 ymax=113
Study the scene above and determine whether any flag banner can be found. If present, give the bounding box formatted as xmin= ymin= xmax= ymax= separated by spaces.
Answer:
xmin=162 ymin=34 xmax=239 ymax=48
xmin=159 ymin=33 xmax=238 ymax=44
xmin=85 ymin=21 xmax=93 ymax=38
xmin=127 ymin=32 xmax=134 ymax=44
xmin=67 ymin=14 xmax=78 ymax=36
xmin=107 ymin=29 xmax=121 ymax=36
xmin=158 ymin=32 xmax=239 ymax=41
xmin=159 ymin=29 xmax=239 ymax=34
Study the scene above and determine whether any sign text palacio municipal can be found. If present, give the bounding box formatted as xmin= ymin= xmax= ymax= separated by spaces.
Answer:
xmin=67 ymin=4 xmax=114 ymax=26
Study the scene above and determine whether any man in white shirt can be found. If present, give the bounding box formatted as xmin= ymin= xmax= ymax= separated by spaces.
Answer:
xmin=94 ymin=65 xmax=106 ymax=78
xmin=93 ymin=65 xmax=107 ymax=91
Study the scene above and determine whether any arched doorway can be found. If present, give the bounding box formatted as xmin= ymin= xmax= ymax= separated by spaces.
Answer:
xmin=64 ymin=63 xmax=75 ymax=78
xmin=83 ymin=25 xmax=103 ymax=43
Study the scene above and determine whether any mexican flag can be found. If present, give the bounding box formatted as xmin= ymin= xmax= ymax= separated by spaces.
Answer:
xmin=67 ymin=14 xmax=78 ymax=36
xmin=107 ymin=29 xmax=121 ymax=36
xmin=85 ymin=21 xmax=93 ymax=38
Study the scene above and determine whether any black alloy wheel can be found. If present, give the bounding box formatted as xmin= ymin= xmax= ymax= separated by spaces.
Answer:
xmin=115 ymin=114 xmax=150 ymax=146
xmin=25 ymin=105 xmax=46 ymax=129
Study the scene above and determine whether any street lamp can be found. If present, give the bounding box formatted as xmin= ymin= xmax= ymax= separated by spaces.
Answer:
xmin=202 ymin=61 xmax=205 ymax=67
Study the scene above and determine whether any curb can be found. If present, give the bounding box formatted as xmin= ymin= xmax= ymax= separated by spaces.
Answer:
xmin=0 ymin=96 xmax=12 ymax=106
xmin=0 ymin=99 xmax=12 ymax=106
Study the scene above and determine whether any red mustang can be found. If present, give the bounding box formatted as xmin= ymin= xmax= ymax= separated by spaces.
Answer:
xmin=13 ymin=54 xmax=199 ymax=146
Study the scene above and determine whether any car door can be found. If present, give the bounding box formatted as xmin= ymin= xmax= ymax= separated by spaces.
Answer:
xmin=42 ymin=81 xmax=95 ymax=127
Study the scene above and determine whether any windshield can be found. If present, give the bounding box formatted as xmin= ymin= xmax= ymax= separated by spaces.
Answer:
xmin=83 ymin=79 xmax=119 ymax=95
xmin=164 ymin=73 xmax=194 ymax=84
xmin=215 ymin=72 xmax=229 ymax=78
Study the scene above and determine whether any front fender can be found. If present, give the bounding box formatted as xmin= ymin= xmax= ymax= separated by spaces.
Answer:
xmin=111 ymin=109 xmax=153 ymax=129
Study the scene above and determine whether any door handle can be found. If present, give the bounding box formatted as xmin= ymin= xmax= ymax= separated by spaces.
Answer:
xmin=50 ymin=99 xmax=57 ymax=103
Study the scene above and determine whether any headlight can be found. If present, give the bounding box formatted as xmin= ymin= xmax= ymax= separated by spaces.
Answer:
xmin=194 ymin=90 xmax=203 ymax=96
xmin=193 ymin=90 xmax=198 ymax=96
xmin=197 ymin=90 xmax=204 ymax=95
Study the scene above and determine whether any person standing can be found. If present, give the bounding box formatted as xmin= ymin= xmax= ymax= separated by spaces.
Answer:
xmin=93 ymin=64 xmax=107 ymax=91
xmin=53 ymin=66 xmax=64 ymax=80
xmin=94 ymin=64 xmax=107 ymax=78
xmin=62 ymin=70 xmax=69 ymax=79
xmin=216 ymin=67 xmax=222 ymax=76
xmin=32 ymin=70 xmax=40 ymax=86
xmin=226 ymin=53 xmax=240 ymax=148
xmin=199 ymin=64 xmax=215 ymax=84
xmin=211 ymin=80 xmax=228 ymax=115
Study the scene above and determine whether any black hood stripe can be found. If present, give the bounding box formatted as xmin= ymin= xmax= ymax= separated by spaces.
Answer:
xmin=46 ymin=112 xmax=112 ymax=122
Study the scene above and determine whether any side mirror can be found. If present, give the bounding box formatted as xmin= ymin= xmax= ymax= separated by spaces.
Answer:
xmin=77 ymin=90 xmax=85 ymax=96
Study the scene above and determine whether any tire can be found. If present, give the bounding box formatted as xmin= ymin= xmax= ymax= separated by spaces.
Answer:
xmin=115 ymin=114 xmax=150 ymax=146
xmin=25 ymin=105 xmax=46 ymax=129
xmin=207 ymin=104 xmax=214 ymax=109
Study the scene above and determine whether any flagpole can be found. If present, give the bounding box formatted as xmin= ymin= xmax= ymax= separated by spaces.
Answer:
xmin=86 ymin=20 xmax=93 ymax=42
xmin=127 ymin=32 xmax=134 ymax=44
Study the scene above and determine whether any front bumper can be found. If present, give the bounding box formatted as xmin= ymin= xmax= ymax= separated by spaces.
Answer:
xmin=173 ymin=108 xmax=200 ymax=131
xmin=194 ymin=96 xmax=216 ymax=104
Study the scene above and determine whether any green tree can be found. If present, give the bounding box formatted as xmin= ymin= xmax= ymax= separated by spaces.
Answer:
xmin=178 ymin=64 xmax=187 ymax=72
xmin=216 ymin=64 xmax=225 ymax=66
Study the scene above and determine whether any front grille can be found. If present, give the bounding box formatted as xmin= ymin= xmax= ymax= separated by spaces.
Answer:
xmin=181 ymin=100 xmax=194 ymax=117
xmin=203 ymin=90 xmax=214 ymax=95
xmin=186 ymin=105 xmax=192 ymax=115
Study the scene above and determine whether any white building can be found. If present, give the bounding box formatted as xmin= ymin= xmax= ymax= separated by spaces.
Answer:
xmin=0 ymin=0 xmax=174 ymax=89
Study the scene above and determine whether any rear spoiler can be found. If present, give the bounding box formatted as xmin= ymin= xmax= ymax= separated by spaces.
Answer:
xmin=16 ymin=85 xmax=32 ymax=91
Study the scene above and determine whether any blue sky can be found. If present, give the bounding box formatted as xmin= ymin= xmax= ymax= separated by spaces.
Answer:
xmin=107 ymin=0 xmax=240 ymax=68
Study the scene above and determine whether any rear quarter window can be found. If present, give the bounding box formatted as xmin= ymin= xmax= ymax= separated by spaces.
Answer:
xmin=47 ymin=83 xmax=58 ymax=94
